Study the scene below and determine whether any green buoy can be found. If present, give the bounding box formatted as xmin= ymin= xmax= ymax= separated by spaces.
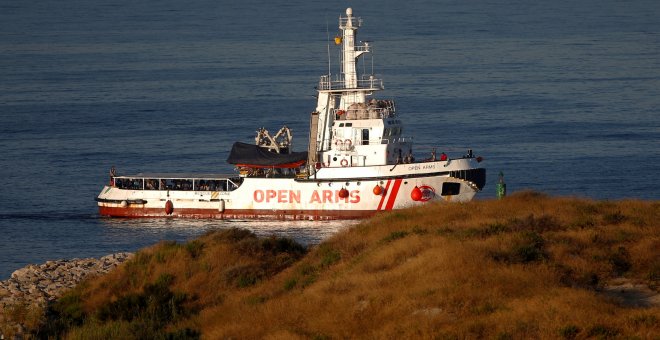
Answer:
xmin=496 ymin=171 xmax=506 ymax=199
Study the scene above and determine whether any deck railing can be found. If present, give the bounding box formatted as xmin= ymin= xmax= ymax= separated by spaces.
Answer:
xmin=318 ymin=75 xmax=383 ymax=91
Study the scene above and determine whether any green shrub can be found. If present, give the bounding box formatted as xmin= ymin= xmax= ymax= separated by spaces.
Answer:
xmin=512 ymin=231 xmax=546 ymax=263
xmin=97 ymin=273 xmax=188 ymax=327
xmin=627 ymin=313 xmax=658 ymax=327
xmin=508 ymin=214 xmax=563 ymax=233
xmin=459 ymin=223 xmax=511 ymax=239
xmin=558 ymin=325 xmax=580 ymax=339
xmin=284 ymin=277 xmax=298 ymax=291
xmin=297 ymin=263 xmax=319 ymax=288
xmin=245 ymin=295 xmax=268 ymax=305
xmin=586 ymin=324 xmax=619 ymax=339
xmin=495 ymin=332 xmax=513 ymax=340
xmin=49 ymin=292 xmax=86 ymax=329
xmin=648 ymin=259 xmax=660 ymax=281
xmin=319 ymin=244 xmax=341 ymax=267
xmin=411 ymin=226 xmax=428 ymax=235
xmin=492 ymin=231 xmax=546 ymax=264
xmin=482 ymin=222 xmax=511 ymax=236
xmin=261 ymin=236 xmax=306 ymax=256
xmin=602 ymin=211 xmax=626 ymax=225
xmin=608 ymin=246 xmax=631 ymax=275
xmin=381 ymin=231 xmax=409 ymax=243
xmin=185 ymin=240 xmax=204 ymax=258
xmin=165 ymin=327 xmax=201 ymax=339
xmin=211 ymin=227 xmax=257 ymax=242
xmin=45 ymin=273 xmax=194 ymax=339
xmin=224 ymin=264 xmax=262 ymax=288
xmin=154 ymin=241 xmax=181 ymax=263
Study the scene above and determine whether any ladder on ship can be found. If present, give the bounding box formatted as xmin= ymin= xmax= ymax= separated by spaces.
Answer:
xmin=306 ymin=111 xmax=320 ymax=175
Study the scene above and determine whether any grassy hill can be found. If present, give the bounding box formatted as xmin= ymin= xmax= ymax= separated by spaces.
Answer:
xmin=41 ymin=192 xmax=660 ymax=339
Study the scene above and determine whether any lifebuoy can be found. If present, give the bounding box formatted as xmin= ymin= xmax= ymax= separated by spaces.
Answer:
xmin=411 ymin=186 xmax=422 ymax=201
xmin=344 ymin=139 xmax=352 ymax=148
xmin=337 ymin=110 xmax=345 ymax=115
xmin=340 ymin=159 xmax=349 ymax=167
xmin=335 ymin=139 xmax=342 ymax=147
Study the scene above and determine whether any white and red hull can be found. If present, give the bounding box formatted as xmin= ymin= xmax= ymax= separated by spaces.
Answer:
xmin=97 ymin=159 xmax=485 ymax=220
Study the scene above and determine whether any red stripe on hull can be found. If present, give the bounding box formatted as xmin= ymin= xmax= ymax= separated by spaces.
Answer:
xmin=385 ymin=179 xmax=402 ymax=210
xmin=98 ymin=206 xmax=378 ymax=220
xmin=377 ymin=179 xmax=392 ymax=210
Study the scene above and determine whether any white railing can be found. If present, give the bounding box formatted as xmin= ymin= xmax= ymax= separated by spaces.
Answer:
xmin=339 ymin=16 xmax=363 ymax=28
xmin=379 ymin=137 xmax=413 ymax=144
xmin=318 ymin=75 xmax=383 ymax=91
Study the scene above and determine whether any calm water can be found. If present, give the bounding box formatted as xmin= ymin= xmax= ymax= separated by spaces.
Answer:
xmin=1 ymin=0 xmax=658 ymax=279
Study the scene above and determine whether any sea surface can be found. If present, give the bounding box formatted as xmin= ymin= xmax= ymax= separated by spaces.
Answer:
xmin=1 ymin=0 xmax=658 ymax=279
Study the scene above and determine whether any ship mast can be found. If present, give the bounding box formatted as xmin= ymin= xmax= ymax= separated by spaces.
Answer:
xmin=338 ymin=7 xmax=374 ymax=107
xmin=309 ymin=7 xmax=383 ymax=170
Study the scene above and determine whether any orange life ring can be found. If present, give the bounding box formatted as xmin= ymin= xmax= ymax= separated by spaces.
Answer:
xmin=340 ymin=159 xmax=349 ymax=167
xmin=337 ymin=110 xmax=345 ymax=115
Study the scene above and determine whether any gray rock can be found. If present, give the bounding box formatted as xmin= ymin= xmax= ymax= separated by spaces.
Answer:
xmin=0 ymin=252 xmax=134 ymax=338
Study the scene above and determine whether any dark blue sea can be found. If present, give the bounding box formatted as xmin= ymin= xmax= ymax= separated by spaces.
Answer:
xmin=1 ymin=0 xmax=658 ymax=279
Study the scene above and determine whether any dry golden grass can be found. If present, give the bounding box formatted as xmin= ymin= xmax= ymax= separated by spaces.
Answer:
xmin=48 ymin=192 xmax=659 ymax=339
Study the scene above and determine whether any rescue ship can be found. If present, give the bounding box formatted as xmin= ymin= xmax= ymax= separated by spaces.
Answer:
xmin=96 ymin=8 xmax=486 ymax=220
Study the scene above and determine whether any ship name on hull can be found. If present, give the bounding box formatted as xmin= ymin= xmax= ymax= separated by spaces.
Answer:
xmin=253 ymin=189 xmax=360 ymax=204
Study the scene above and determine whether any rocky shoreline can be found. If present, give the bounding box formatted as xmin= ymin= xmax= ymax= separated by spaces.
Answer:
xmin=0 ymin=253 xmax=133 ymax=337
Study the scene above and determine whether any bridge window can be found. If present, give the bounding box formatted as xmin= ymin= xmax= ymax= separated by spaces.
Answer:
xmin=362 ymin=129 xmax=369 ymax=145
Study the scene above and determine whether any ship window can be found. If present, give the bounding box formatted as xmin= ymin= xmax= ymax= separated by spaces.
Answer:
xmin=362 ymin=129 xmax=369 ymax=145
xmin=339 ymin=123 xmax=344 ymax=127
xmin=115 ymin=178 xmax=144 ymax=190
xmin=195 ymin=180 xmax=226 ymax=191
xmin=345 ymin=123 xmax=352 ymax=127
xmin=164 ymin=179 xmax=193 ymax=191
xmin=441 ymin=182 xmax=461 ymax=196
xmin=145 ymin=179 xmax=159 ymax=190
